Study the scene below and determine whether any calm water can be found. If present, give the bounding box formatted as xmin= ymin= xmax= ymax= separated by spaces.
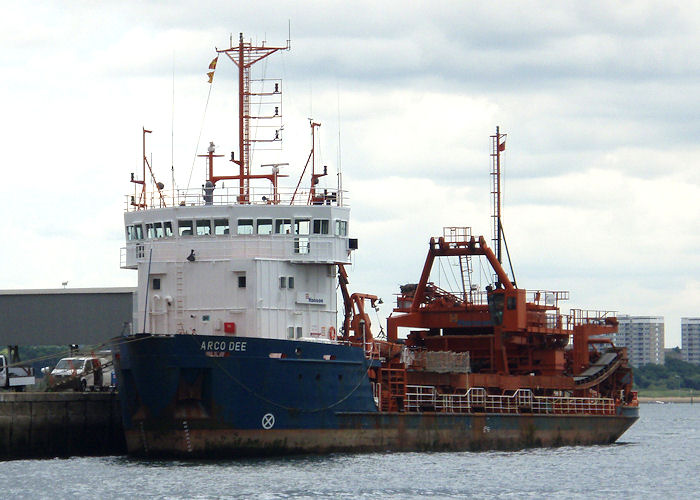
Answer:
xmin=1 ymin=404 xmax=698 ymax=499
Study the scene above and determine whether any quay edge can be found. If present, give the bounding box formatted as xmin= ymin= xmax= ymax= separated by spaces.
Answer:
xmin=0 ymin=391 xmax=126 ymax=460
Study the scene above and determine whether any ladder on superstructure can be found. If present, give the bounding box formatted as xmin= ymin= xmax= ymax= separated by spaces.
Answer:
xmin=444 ymin=226 xmax=474 ymax=302
xmin=175 ymin=262 xmax=186 ymax=334
xmin=459 ymin=255 xmax=473 ymax=303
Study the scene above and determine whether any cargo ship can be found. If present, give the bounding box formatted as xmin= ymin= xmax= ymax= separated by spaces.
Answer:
xmin=113 ymin=33 xmax=638 ymax=457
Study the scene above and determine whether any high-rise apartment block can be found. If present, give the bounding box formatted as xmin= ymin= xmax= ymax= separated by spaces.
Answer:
xmin=612 ymin=315 xmax=665 ymax=366
xmin=681 ymin=317 xmax=700 ymax=364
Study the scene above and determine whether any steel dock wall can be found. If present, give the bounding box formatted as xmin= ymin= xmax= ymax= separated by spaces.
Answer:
xmin=0 ymin=392 xmax=126 ymax=459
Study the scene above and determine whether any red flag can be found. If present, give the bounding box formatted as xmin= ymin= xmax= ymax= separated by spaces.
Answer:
xmin=498 ymin=141 xmax=506 ymax=152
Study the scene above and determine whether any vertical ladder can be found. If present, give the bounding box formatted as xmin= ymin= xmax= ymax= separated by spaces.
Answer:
xmin=379 ymin=363 xmax=406 ymax=412
xmin=454 ymin=227 xmax=473 ymax=302
xmin=490 ymin=127 xmax=506 ymax=284
xmin=490 ymin=128 xmax=501 ymax=261
xmin=242 ymin=63 xmax=251 ymax=198
xmin=175 ymin=262 xmax=185 ymax=334
xmin=460 ymin=254 xmax=473 ymax=301
xmin=444 ymin=226 xmax=474 ymax=302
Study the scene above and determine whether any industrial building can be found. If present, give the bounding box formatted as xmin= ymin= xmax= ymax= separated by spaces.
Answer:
xmin=612 ymin=315 xmax=665 ymax=367
xmin=0 ymin=287 xmax=135 ymax=346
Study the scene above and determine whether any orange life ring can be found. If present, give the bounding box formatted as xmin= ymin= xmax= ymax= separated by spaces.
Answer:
xmin=329 ymin=326 xmax=337 ymax=341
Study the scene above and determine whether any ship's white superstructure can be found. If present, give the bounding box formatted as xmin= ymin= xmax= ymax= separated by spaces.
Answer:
xmin=120 ymin=34 xmax=356 ymax=342
xmin=122 ymin=193 xmax=353 ymax=340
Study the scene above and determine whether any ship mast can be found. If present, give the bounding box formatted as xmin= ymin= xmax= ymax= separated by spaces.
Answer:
xmin=490 ymin=126 xmax=506 ymax=264
xmin=216 ymin=33 xmax=289 ymax=204
xmin=290 ymin=120 xmax=328 ymax=204
xmin=130 ymin=127 xmax=166 ymax=209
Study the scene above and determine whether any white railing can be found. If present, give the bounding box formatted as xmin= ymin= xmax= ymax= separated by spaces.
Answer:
xmin=120 ymin=247 xmax=128 ymax=268
xmin=404 ymin=386 xmax=616 ymax=416
xmin=126 ymin=186 xmax=348 ymax=211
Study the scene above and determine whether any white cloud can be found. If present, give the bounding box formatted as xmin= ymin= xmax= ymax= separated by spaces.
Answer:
xmin=1 ymin=1 xmax=699 ymax=347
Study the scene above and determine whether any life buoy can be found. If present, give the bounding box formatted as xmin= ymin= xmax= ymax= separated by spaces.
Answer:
xmin=329 ymin=326 xmax=337 ymax=341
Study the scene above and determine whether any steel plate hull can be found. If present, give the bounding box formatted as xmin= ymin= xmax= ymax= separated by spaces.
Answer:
xmin=114 ymin=334 xmax=638 ymax=457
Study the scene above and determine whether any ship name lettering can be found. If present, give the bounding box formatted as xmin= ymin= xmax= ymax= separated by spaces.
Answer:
xmin=200 ymin=341 xmax=247 ymax=352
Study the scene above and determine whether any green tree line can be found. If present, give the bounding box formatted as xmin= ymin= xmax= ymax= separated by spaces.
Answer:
xmin=634 ymin=358 xmax=700 ymax=391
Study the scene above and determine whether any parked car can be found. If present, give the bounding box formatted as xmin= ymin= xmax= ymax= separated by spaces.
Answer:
xmin=48 ymin=356 xmax=112 ymax=392
xmin=0 ymin=352 xmax=35 ymax=391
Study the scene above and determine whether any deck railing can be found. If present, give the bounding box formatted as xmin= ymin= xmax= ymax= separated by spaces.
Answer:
xmin=404 ymin=386 xmax=617 ymax=415
xmin=126 ymin=186 xmax=348 ymax=211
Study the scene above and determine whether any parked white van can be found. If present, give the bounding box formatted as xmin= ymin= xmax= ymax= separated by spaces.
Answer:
xmin=49 ymin=357 xmax=111 ymax=391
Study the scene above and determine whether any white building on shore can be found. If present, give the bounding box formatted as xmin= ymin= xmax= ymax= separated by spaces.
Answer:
xmin=613 ymin=315 xmax=665 ymax=366
xmin=681 ymin=317 xmax=700 ymax=365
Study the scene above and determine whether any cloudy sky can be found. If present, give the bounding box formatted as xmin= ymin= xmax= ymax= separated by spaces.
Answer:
xmin=2 ymin=1 xmax=699 ymax=347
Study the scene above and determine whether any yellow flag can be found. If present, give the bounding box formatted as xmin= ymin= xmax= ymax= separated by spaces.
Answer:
xmin=207 ymin=71 xmax=214 ymax=84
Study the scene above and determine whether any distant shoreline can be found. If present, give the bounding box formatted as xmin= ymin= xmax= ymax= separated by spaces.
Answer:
xmin=638 ymin=396 xmax=696 ymax=404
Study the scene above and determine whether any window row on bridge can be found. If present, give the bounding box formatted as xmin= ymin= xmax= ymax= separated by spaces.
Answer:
xmin=126 ymin=218 xmax=348 ymax=241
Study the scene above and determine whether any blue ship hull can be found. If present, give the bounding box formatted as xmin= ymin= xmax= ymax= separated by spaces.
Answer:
xmin=114 ymin=334 xmax=639 ymax=457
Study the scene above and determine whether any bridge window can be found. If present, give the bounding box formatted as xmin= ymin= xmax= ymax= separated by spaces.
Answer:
xmin=154 ymin=222 xmax=164 ymax=238
xmin=288 ymin=276 xmax=295 ymax=289
xmin=214 ymin=219 xmax=229 ymax=235
xmin=295 ymin=219 xmax=310 ymax=235
xmin=178 ymin=220 xmax=193 ymax=236
xmin=275 ymin=219 xmax=291 ymax=234
xmin=237 ymin=219 xmax=254 ymax=235
xmin=335 ymin=220 xmax=347 ymax=236
xmin=257 ymin=219 xmax=273 ymax=235
xmin=127 ymin=224 xmax=144 ymax=241
xmin=196 ymin=219 xmax=211 ymax=236
xmin=146 ymin=223 xmax=155 ymax=239
xmin=164 ymin=221 xmax=173 ymax=237
xmin=313 ymin=219 xmax=329 ymax=235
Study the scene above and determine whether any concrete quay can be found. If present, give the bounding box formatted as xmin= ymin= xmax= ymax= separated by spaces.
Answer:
xmin=0 ymin=392 xmax=126 ymax=459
